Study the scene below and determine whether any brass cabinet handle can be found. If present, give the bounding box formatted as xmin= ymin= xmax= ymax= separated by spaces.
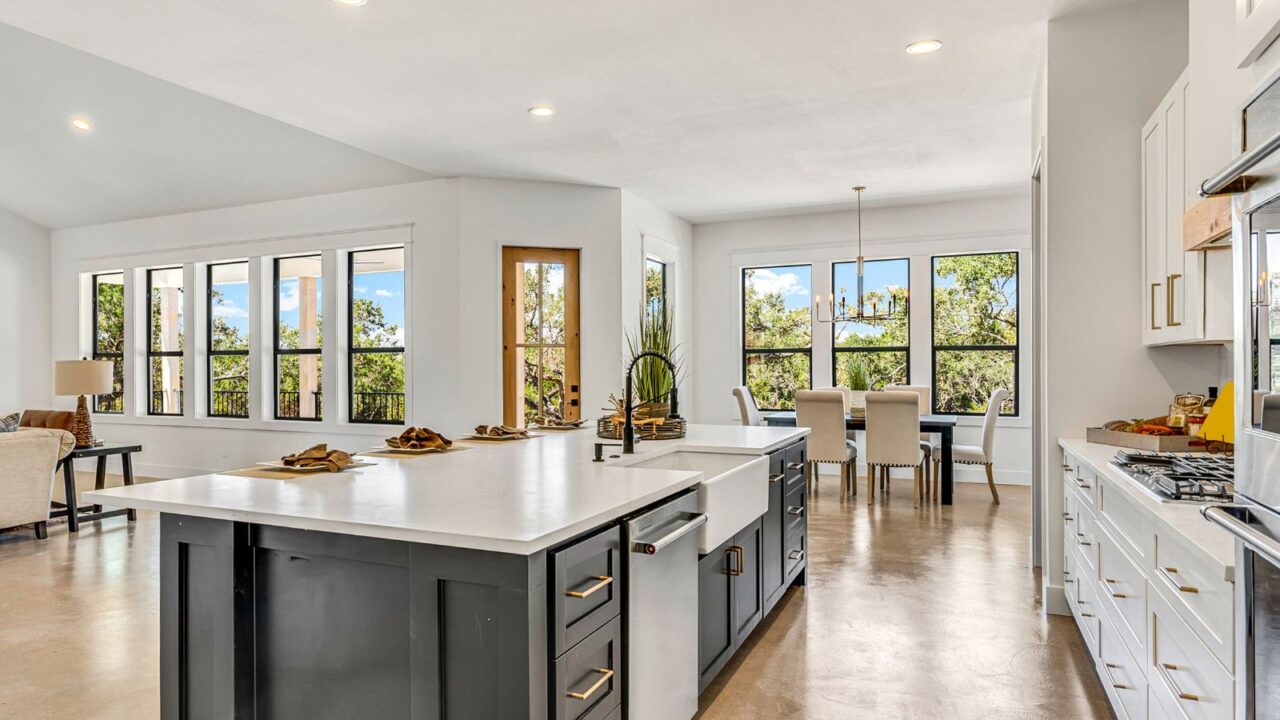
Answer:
xmin=788 ymin=549 xmax=805 ymax=561
xmin=787 ymin=506 xmax=805 ymax=516
xmin=1063 ymin=513 xmax=1074 ymax=522
xmin=566 ymin=667 xmax=614 ymax=700
xmin=566 ymin=575 xmax=613 ymax=599
xmin=1157 ymin=566 xmax=1200 ymax=594
xmin=1167 ymin=274 xmax=1182 ymax=327
xmin=1081 ymin=612 xmax=1095 ymax=618
xmin=1102 ymin=662 xmax=1130 ymax=690
xmin=1075 ymin=532 xmax=1092 ymax=547
xmin=1151 ymin=282 xmax=1162 ymax=330
xmin=787 ymin=462 xmax=804 ymax=471
xmin=1075 ymin=477 xmax=1092 ymax=490
xmin=1157 ymin=662 xmax=1201 ymax=701
xmin=726 ymin=546 xmax=743 ymax=576
xmin=768 ymin=473 xmax=784 ymax=484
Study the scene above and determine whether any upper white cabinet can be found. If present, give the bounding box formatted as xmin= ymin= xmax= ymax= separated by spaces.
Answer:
xmin=1142 ymin=69 xmax=1233 ymax=346
xmin=1235 ymin=0 xmax=1280 ymax=68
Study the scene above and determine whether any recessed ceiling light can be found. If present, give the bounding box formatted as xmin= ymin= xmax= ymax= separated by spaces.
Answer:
xmin=69 ymin=116 xmax=93 ymax=132
xmin=905 ymin=39 xmax=943 ymax=55
xmin=334 ymin=0 xmax=368 ymax=6
xmin=528 ymin=104 xmax=556 ymax=118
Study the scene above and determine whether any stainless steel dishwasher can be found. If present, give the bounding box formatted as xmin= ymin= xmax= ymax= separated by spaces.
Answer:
xmin=624 ymin=490 xmax=706 ymax=720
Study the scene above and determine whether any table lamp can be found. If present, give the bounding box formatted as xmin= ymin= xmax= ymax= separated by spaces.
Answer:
xmin=55 ymin=359 xmax=114 ymax=447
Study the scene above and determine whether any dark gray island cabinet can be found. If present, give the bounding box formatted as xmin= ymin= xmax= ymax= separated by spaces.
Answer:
xmin=161 ymin=512 xmax=625 ymax=720
xmin=698 ymin=438 xmax=808 ymax=691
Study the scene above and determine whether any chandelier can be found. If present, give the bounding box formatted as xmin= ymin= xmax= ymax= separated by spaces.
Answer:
xmin=816 ymin=186 xmax=899 ymax=324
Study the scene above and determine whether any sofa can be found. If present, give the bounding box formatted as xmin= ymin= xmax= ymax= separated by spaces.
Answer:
xmin=1 ymin=426 xmax=74 ymax=539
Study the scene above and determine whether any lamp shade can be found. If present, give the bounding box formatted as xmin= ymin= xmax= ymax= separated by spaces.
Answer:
xmin=54 ymin=359 xmax=114 ymax=396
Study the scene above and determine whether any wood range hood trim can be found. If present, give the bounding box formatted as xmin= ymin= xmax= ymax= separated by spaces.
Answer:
xmin=1183 ymin=195 xmax=1233 ymax=251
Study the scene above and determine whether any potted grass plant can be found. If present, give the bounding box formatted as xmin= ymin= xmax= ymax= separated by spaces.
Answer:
xmin=626 ymin=306 xmax=684 ymax=419
xmin=841 ymin=353 xmax=870 ymax=415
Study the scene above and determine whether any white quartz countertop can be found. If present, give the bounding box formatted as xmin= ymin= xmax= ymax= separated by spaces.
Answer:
xmin=84 ymin=423 xmax=809 ymax=555
xmin=1059 ymin=438 xmax=1235 ymax=581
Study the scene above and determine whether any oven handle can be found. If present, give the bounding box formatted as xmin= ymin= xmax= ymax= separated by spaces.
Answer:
xmin=1200 ymin=124 xmax=1280 ymax=196
xmin=1202 ymin=505 xmax=1280 ymax=567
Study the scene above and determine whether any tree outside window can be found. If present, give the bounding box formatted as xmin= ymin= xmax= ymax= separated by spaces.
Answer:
xmin=275 ymin=255 xmax=323 ymax=420
xmin=832 ymin=259 xmax=909 ymax=391
xmin=209 ymin=262 xmax=250 ymax=418
xmin=742 ymin=265 xmax=812 ymax=410
xmin=350 ymin=247 xmax=406 ymax=424
xmin=148 ymin=267 xmax=184 ymax=416
xmin=645 ymin=258 xmax=667 ymax=322
xmin=931 ymin=252 xmax=1018 ymax=415
xmin=92 ymin=272 xmax=125 ymax=414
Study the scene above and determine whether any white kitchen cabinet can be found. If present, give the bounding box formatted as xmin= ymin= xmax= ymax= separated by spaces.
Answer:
xmin=1142 ymin=68 xmax=1233 ymax=346
xmin=1234 ymin=0 xmax=1280 ymax=68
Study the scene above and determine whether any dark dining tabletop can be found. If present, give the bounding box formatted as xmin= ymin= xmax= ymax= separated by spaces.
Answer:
xmin=763 ymin=411 xmax=959 ymax=505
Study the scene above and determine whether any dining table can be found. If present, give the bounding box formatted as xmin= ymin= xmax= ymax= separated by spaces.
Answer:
xmin=762 ymin=411 xmax=959 ymax=505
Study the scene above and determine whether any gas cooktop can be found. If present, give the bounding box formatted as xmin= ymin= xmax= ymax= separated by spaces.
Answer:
xmin=1111 ymin=449 xmax=1235 ymax=504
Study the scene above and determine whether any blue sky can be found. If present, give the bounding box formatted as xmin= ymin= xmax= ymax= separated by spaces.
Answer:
xmin=833 ymin=259 xmax=908 ymax=340
xmin=353 ymin=270 xmax=405 ymax=330
xmin=211 ymin=279 xmax=250 ymax=337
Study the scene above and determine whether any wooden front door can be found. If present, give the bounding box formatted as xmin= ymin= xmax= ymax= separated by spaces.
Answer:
xmin=502 ymin=247 xmax=581 ymax=427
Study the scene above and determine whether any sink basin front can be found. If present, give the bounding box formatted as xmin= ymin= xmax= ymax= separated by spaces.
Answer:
xmin=628 ymin=451 xmax=768 ymax=553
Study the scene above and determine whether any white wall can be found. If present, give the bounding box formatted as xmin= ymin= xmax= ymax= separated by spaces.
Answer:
xmin=0 ymin=207 xmax=51 ymax=413
xmin=49 ymin=178 xmax=688 ymax=478
xmin=689 ymin=192 xmax=1035 ymax=486
xmin=1039 ymin=0 xmax=1224 ymax=614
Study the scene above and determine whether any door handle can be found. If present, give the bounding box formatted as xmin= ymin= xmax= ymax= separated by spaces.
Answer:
xmin=1151 ymin=282 xmax=1162 ymax=330
xmin=566 ymin=668 xmax=614 ymax=700
xmin=1167 ymin=273 xmax=1182 ymax=327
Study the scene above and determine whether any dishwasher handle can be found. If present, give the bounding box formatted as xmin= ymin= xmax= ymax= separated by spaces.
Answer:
xmin=633 ymin=512 xmax=707 ymax=555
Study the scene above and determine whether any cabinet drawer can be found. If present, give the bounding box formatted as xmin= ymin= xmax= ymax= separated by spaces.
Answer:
xmin=1147 ymin=683 xmax=1176 ymax=720
xmin=1152 ymin=525 xmax=1234 ymax=672
xmin=1098 ymin=478 xmax=1153 ymax=567
xmin=554 ymin=616 xmax=622 ymax=720
xmin=1149 ymin=588 xmax=1234 ymax=720
xmin=1072 ymin=465 xmax=1099 ymax=508
xmin=768 ymin=448 xmax=785 ymax=486
xmin=1073 ymin=505 xmax=1100 ymax=579
xmin=784 ymin=441 xmax=807 ymax=493
xmin=1098 ymin=524 xmax=1148 ymax=663
xmin=784 ymin=484 xmax=807 ymax=535
xmin=1075 ymin=561 xmax=1101 ymax=659
xmin=552 ymin=524 xmax=623 ymax=657
xmin=1098 ymin=611 xmax=1147 ymax=720
xmin=784 ymin=525 xmax=806 ymax=578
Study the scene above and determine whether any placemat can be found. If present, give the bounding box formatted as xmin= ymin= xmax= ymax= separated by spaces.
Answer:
xmin=360 ymin=446 xmax=473 ymax=460
xmin=222 ymin=467 xmax=310 ymax=479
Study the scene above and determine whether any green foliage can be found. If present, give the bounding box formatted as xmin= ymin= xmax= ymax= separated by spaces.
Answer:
xmin=933 ymin=253 xmax=1017 ymax=414
xmin=743 ymin=268 xmax=811 ymax=409
xmin=840 ymin=353 xmax=870 ymax=391
xmin=627 ymin=305 xmax=682 ymax=405
xmin=522 ymin=263 xmax=567 ymax=424
xmin=644 ymin=262 xmax=666 ymax=319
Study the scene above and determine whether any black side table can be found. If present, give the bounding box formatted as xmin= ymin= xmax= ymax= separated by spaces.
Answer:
xmin=52 ymin=442 xmax=142 ymax=533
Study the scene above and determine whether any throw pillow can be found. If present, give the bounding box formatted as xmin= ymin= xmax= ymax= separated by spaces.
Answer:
xmin=0 ymin=412 xmax=18 ymax=432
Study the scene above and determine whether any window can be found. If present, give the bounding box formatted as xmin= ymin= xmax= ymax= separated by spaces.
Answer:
xmin=832 ymin=258 xmax=909 ymax=390
xmin=931 ymin=252 xmax=1018 ymax=415
xmin=92 ymin=272 xmax=125 ymax=414
xmin=147 ymin=268 xmax=184 ymax=415
xmin=209 ymin=261 xmax=250 ymax=418
xmin=645 ymin=257 xmax=668 ymax=320
xmin=742 ymin=265 xmax=812 ymax=410
xmin=349 ymin=247 xmax=406 ymax=424
xmin=274 ymin=255 xmax=323 ymax=420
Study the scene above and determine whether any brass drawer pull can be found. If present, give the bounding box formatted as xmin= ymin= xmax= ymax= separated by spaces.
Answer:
xmin=787 ymin=506 xmax=805 ymax=516
xmin=1102 ymin=662 xmax=1129 ymax=690
xmin=787 ymin=462 xmax=804 ymax=471
xmin=1075 ymin=478 xmax=1092 ymax=490
xmin=1157 ymin=662 xmax=1201 ymax=702
xmin=1167 ymin=274 xmax=1182 ymax=327
xmin=769 ymin=473 xmax=784 ymax=484
xmin=1151 ymin=282 xmax=1162 ymax=330
xmin=726 ymin=546 xmax=744 ymax=576
xmin=1081 ymin=612 xmax=1095 ymax=618
xmin=566 ymin=575 xmax=613 ymax=599
xmin=566 ymin=667 xmax=614 ymax=700
xmin=1158 ymin=566 xmax=1200 ymax=594
xmin=788 ymin=549 xmax=805 ymax=562
xmin=1076 ymin=532 xmax=1092 ymax=547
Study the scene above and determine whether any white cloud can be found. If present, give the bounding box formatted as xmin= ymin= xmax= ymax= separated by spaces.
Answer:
xmin=746 ymin=269 xmax=808 ymax=297
xmin=279 ymin=284 xmax=299 ymax=312
xmin=391 ymin=328 xmax=405 ymax=345
xmin=375 ymin=288 xmax=394 ymax=298
xmin=212 ymin=302 xmax=248 ymax=319
xmin=355 ymin=286 xmax=369 ymax=295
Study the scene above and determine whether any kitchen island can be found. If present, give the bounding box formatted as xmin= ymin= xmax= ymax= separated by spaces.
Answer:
xmin=86 ymin=424 xmax=808 ymax=720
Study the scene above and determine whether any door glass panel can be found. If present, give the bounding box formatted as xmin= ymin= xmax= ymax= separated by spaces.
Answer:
xmin=505 ymin=249 xmax=578 ymax=428
xmin=1249 ymin=203 xmax=1280 ymax=431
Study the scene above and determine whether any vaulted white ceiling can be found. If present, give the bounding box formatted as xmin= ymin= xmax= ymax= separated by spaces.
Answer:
xmin=0 ymin=0 xmax=1054 ymax=226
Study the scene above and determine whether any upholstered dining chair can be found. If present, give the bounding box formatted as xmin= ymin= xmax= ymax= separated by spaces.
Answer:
xmin=931 ymin=388 xmax=1010 ymax=504
xmin=864 ymin=390 xmax=927 ymax=507
xmin=731 ymin=386 xmax=763 ymax=427
xmin=795 ymin=390 xmax=858 ymax=502
xmin=886 ymin=384 xmax=935 ymax=494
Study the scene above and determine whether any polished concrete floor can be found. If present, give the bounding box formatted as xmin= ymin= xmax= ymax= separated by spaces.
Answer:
xmin=0 ymin=473 xmax=1110 ymax=719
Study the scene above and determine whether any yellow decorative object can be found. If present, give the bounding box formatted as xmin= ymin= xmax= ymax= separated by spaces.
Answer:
xmin=1197 ymin=381 xmax=1235 ymax=446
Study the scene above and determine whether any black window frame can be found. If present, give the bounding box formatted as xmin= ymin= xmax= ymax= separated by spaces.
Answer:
xmin=273 ymin=255 xmax=323 ymax=422
xmin=146 ymin=267 xmax=185 ymax=416
xmin=348 ymin=247 xmax=406 ymax=425
xmin=207 ymin=261 xmax=250 ymax=419
xmin=91 ymin=271 xmax=125 ymax=414
xmin=929 ymin=250 xmax=1020 ymax=417
xmin=830 ymin=257 xmax=911 ymax=389
xmin=741 ymin=264 xmax=814 ymax=412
